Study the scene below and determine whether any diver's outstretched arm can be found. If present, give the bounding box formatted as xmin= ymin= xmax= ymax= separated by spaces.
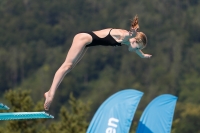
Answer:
xmin=135 ymin=49 xmax=152 ymax=58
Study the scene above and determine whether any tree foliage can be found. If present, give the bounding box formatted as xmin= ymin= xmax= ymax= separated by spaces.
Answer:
xmin=0 ymin=0 xmax=200 ymax=132
xmin=0 ymin=89 xmax=90 ymax=133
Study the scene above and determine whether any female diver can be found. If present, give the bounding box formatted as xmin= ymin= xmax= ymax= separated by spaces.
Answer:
xmin=44 ymin=15 xmax=152 ymax=110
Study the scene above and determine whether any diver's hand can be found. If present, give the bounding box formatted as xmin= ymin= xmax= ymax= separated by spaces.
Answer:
xmin=142 ymin=54 xmax=152 ymax=58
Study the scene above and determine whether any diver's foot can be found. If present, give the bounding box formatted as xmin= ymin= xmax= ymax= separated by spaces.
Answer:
xmin=44 ymin=92 xmax=53 ymax=111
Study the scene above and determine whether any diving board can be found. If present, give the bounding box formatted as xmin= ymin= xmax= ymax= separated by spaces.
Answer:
xmin=0 ymin=103 xmax=10 ymax=110
xmin=0 ymin=111 xmax=54 ymax=120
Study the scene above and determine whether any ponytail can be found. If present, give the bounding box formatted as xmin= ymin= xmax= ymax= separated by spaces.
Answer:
xmin=131 ymin=15 xmax=139 ymax=31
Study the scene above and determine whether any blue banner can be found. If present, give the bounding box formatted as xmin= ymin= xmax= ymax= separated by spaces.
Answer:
xmin=87 ymin=89 xmax=143 ymax=133
xmin=136 ymin=94 xmax=178 ymax=133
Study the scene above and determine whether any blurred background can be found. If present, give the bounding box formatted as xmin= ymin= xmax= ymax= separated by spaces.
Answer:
xmin=0 ymin=0 xmax=200 ymax=132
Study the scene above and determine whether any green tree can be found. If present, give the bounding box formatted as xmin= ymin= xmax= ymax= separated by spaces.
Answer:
xmin=0 ymin=89 xmax=91 ymax=133
xmin=0 ymin=88 xmax=46 ymax=133
xmin=172 ymin=102 xmax=200 ymax=133
xmin=44 ymin=93 xmax=91 ymax=133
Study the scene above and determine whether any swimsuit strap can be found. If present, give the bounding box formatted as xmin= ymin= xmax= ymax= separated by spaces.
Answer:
xmin=108 ymin=28 xmax=113 ymax=34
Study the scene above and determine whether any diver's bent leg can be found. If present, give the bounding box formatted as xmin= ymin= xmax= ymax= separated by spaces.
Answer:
xmin=44 ymin=34 xmax=91 ymax=110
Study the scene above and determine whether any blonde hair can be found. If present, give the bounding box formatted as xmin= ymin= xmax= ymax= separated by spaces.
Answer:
xmin=135 ymin=32 xmax=147 ymax=49
xmin=131 ymin=15 xmax=147 ymax=48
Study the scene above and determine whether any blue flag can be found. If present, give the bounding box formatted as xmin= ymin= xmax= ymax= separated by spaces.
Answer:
xmin=136 ymin=94 xmax=178 ymax=133
xmin=87 ymin=89 xmax=143 ymax=133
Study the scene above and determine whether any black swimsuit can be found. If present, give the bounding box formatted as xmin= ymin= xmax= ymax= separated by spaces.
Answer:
xmin=83 ymin=29 xmax=122 ymax=47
